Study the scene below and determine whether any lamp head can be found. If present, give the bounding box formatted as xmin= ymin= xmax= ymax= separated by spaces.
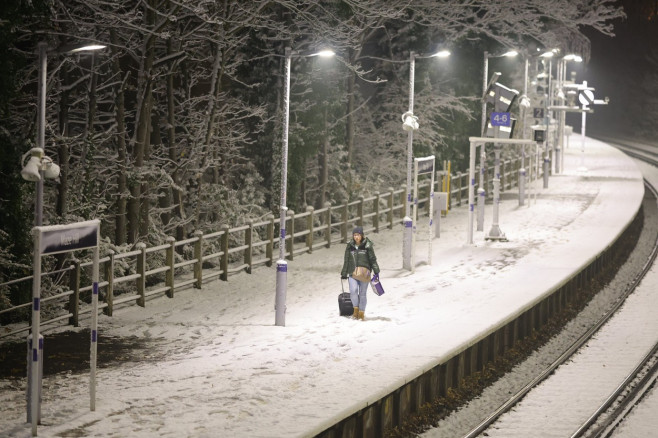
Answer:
xmin=313 ymin=50 xmax=335 ymax=58
xmin=68 ymin=44 xmax=106 ymax=53
xmin=42 ymin=157 xmax=61 ymax=179
xmin=431 ymin=49 xmax=451 ymax=58
xmin=21 ymin=156 xmax=42 ymax=181
xmin=21 ymin=148 xmax=44 ymax=182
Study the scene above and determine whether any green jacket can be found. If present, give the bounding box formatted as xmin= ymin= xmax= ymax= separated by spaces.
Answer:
xmin=341 ymin=237 xmax=380 ymax=278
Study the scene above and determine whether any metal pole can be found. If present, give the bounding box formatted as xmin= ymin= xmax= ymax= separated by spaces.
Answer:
xmin=467 ymin=140 xmax=476 ymax=245
xmin=36 ymin=42 xmax=47 ymax=227
xmin=486 ymin=146 xmax=506 ymax=241
xmin=275 ymin=48 xmax=291 ymax=326
xmin=402 ymin=51 xmax=415 ymax=270
xmin=90 ymin=244 xmax=99 ymax=410
xmin=428 ymin=160 xmax=435 ymax=266
xmin=411 ymin=159 xmax=418 ymax=273
xmin=30 ymin=229 xmax=41 ymax=436
xmin=477 ymin=52 xmax=488 ymax=231
xmin=28 ymin=43 xmax=48 ymax=437
xmin=580 ymin=108 xmax=587 ymax=171
xmin=519 ymin=57 xmax=529 ymax=206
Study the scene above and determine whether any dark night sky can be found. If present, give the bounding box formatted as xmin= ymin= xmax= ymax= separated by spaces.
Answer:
xmin=569 ymin=0 xmax=658 ymax=139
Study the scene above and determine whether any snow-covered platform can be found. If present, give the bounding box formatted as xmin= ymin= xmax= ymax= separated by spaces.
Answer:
xmin=0 ymin=137 xmax=645 ymax=438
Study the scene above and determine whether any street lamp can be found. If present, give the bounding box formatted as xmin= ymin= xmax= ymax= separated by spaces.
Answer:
xmin=275 ymin=47 xmax=335 ymax=327
xmin=477 ymin=49 xmax=518 ymax=231
xmin=22 ymin=41 xmax=106 ymax=227
xmin=402 ymin=49 xmax=450 ymax=271
xmin=556 ymin=54 xmax=582 ymax=172
xmin=23 ymin=40 xmax=105 ymax=436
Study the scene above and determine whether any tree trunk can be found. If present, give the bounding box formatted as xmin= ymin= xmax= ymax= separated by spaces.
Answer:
xmin=345 ymin=67 xmax=355 ymax=200
xmin=110 ymin=29 xmax=128 ymax=245
xmin=56 ymin=66 xmax=70 ymax=219
xmin=165 ymin=38 xmax=186 ymax=243
xmin=195 ymin=43 xmax=224 ymax=227
xmin=128 ymin=0 xmax=157 ymax=243
xmin=317 ymin=106 xmax=329 ymax=209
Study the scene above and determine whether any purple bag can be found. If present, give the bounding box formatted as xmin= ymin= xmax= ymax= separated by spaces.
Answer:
xmin=370 ymin=275 xmax=385 ymax=296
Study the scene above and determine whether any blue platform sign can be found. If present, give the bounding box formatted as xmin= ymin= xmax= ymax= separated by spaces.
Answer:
xmin=491 ymin=112 xmax=511 ymax=127
xmin=38 ymin=221 xmax=99 ymax=255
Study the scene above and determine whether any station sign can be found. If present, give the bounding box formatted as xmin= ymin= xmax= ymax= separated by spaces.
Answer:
xmin=490 ymin=112 xmax=511 ymax=127
xmin=38 ymin=221 xmax=100 ymax=255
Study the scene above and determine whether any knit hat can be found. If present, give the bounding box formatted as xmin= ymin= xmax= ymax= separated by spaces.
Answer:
xmin=352 ymin=226 xmax=364 ymax=236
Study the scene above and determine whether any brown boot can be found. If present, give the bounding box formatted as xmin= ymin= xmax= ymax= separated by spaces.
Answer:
xmin=352 ymin=306 xmax=359 ymax=319
xmin=358 ymin=310 xmax=365 ymax=321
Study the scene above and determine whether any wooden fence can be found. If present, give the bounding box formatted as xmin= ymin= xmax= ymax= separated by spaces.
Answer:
xmin=0 ymin=151 xmax=542 ymax=339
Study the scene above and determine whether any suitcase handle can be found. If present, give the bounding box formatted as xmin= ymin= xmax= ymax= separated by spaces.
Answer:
xmin=341 ymin=278 xmax=346 ymax=293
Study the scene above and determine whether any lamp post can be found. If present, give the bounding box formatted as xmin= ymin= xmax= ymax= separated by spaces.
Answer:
xmin=557 ymin=54 xmax=582 ymax=173
xmin=275 ymin=47 xmax=335 ymax=327
xmin=401 ymin=49 xmax=450 ymax=270
xmin=478 ymin=50 xmax=517 ymax=231
xmin=22 ymin=40 xmax=105 ymax=437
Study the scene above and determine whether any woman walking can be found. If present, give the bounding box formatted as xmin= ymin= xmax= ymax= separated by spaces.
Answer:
xmin=340 ymin=226 xmax=380 ymax=320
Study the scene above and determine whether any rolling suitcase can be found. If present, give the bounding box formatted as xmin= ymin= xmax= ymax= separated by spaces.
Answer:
xmin=338 ymin=279 xmax=353 ymax=316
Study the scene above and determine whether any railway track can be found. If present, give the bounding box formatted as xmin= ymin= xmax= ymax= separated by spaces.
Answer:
xmin=454 ymin=139 xmax=658 ymax=438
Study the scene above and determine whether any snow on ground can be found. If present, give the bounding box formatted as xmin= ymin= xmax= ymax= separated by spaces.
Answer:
xmin=0 ymin=137 xmax=645 ymax=438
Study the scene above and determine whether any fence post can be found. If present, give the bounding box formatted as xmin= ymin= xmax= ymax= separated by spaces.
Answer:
xmin=306 ymin=206 xmax=314 ymax=253
xmin=136 ymin=243 xmax=146 ymax=307
xmin=287 ymin=210 xmax=295 ymax=260
xmin=457 ymin=172 xmax=463 ymax=206
xmin=245 ymin=221 xmax=253 ymax=273
xmin=104 ymin=251 xmax=114 ymax=316
xmin=374 ymin=192 xmax=380 ymax=232
xmin=194 ymin=230 xmax=204 ymax=287
xmin=388 ymin=187 xmax=394 ymax=229
xmin=68 ymin=259 xmax=80 ymax=327
xmin=341 ymin=203 xmax=348 ymax=242
xmin=325 ymin=202 xmax=332 ymax=248
xmin=165 ymin=237 xmax=175 ymax=298
xmin=358 ymin=196 xmax=364 ymax=226
xmin=220 ymin=225 xmax=229 ymax=281
xmin=266 ymin=214 xmax=274 ymax=267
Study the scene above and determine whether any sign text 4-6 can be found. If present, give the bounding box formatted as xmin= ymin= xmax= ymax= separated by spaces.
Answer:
xmin=490 ymin=112 xmax=511 ymax=127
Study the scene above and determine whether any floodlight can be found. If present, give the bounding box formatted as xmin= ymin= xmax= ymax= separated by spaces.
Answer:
xmin=501 ymin=50 xmax=518 ymax=57
xmin=401 ymin=111 xmax=419 ymax=131
xmin=42 ymin=157 xmax=60 ymax=179
xmin=540 ymin=51 xmax=554 ymax=58
xmin=519 ymin=94 xmax=531 ymax=108
xmin=21 ymin=155 xmax=42 ymax=181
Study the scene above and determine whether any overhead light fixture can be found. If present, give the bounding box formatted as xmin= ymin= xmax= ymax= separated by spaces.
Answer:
xmin=68 ymin=44 xmax=106 ymax=53
xmin=313 ymin=50 xmax=336 ymax=58
xmin=431 ymin=49 xmax=451 ymax=58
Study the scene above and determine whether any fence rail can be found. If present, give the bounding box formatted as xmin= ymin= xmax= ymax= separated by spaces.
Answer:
xmin=1 ymin=151 xmax=543 ymax=339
